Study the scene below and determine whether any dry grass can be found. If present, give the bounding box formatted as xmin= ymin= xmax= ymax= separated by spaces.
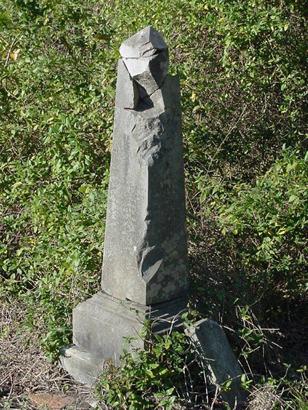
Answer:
xmin=247 ymin=385 xmax=286 ymax=410
xmin=0 ymin=299 xmax=94 ymax=409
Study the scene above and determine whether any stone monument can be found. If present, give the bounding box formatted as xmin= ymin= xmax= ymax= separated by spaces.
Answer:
xmin=61 ymin=26 xmax=189 ymax=385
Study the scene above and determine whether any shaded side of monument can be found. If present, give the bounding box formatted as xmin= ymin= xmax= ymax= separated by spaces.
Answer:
xmin=60 ymin=26 xmax=189 ymax=385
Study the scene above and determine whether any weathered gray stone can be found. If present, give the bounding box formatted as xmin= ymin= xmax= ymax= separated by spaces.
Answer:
xmin=60 ymin=346 xmax=105 ymax=385
xmin=119 ymin=26 xmax=167 ymax=58
xmin=61 ymin=27 xmax=189 ymax=384
xmin=115 ymin=59 xmax=139 ymax=109
xmin=101 ymin=27 xmax=188 ymax=305
xmin=185 ymin=319 xmax=247 ymax=407
xmin=121 ymin=27 xmax=169 ymax=96
xmin=61 ymin=291 xmax=187 ymax=385
xmin=72 ymin=292 xmax=144 ymax=362
xmin=123 ymin=51 xmax=169 ymax=96
xmin=73 ymin=292 xmax=187 ymax=359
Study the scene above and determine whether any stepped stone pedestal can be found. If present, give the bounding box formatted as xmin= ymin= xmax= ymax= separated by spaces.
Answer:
xmin=60 ymin=26 xmax=189 ymax=385
xmin=61 ymin=292 xmax=187 ymax=384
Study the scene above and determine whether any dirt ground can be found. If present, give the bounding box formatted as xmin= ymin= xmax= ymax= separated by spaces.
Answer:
xmin=0 ymin=301 xmax=98 ymax=410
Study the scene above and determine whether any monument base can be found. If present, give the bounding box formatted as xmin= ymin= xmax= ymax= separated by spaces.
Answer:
xmin=60 ymin=291 xmax=187 ymax=385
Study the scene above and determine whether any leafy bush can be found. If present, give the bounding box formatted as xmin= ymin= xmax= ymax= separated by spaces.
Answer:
xmin=96 ymin=326 xmax=207 ymax=409
xmin=0 ymin=0 xmax=111 ymax=358
xmin=0 ymin=0 xmax=306 ymax=357
xmin=201 ymin=149 xmax=307 ymax=304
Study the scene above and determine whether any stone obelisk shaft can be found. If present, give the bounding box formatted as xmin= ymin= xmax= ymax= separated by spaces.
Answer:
xmin=101 ymin=27 xmax=188 ymax=306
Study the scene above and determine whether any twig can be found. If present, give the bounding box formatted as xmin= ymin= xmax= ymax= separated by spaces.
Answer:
xmin=4 ymin=37 xmax=19 ymax=68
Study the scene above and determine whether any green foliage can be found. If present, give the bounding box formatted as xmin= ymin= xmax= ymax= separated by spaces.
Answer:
xmin=0 ymin=0 xmax=111 ymax=358
xmin=213 ymin=149 xmax=307 ymax=301
xmin=0 ymin=0 xmax=306 ymax=359
xmin=97 ymin=327 xmax=203 ymax=409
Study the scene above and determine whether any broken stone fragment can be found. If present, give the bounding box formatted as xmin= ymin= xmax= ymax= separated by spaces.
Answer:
xmin=185 ymin=319 xmax=247 ymax=408
xmin=115 ymin=59 xmax=139 ymax=109
xmin=120 ymin=26 xmax=169 ymax=96
xmin=119 ymin=26 xmax=167 ymax=58
xmin=123 ymin=51 xmax=168 ymax=96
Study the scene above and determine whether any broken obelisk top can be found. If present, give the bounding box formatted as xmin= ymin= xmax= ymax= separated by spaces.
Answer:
xmin=119 ymin=26 xmax=169 ymax=96
xmin=101 ymin=26 xmax=188 ymax=306
xmin=61 ymin=27 xmax=189 ymax=384
xmin=119 ymin=26 xmax=167 ymax=58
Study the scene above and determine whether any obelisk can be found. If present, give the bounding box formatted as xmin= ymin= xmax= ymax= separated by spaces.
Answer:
xmin=61 ymin=26 xmax=189 ymax=385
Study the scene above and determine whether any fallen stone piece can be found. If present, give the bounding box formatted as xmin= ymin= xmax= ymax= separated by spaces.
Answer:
xmin=185 ymin=319 xmax=247 ymax=408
